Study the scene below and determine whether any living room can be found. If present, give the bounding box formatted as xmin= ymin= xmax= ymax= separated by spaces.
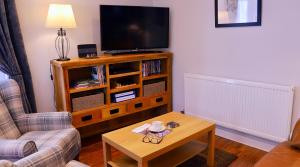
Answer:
xmin=1 ymin=0 xmax=300 ymax=166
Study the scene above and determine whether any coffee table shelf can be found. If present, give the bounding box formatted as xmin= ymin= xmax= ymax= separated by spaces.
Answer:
xmin=107 ymin=141 xmax=207 ymax=167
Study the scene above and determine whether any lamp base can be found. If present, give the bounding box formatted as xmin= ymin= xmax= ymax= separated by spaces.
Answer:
xmin=56 ymin=58 xmax=70 ymax=61
xmin=55 ymin=28 xmax=71 ymax=62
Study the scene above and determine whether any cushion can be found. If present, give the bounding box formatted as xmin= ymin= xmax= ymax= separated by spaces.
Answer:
xmin=0 ymin=95 xmax=20 ymax=139
xmin=0 ymin=139 xmax=37 ymax=162
xmin=19 ymin=128 xmax=81 ymax=163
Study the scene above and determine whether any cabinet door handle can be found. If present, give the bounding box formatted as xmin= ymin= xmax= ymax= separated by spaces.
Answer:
xmin=110 ymin=109 xmax=119 ymax=115
xmin=81 ymin=115 xmax=93 ymax=122
xmin=156 ymin=97 xmax=163 ymax=103
xmin=134 ymin=103 xmax=143 ymax=108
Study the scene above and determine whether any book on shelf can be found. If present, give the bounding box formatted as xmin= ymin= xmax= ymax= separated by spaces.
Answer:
xmin=92 ymin=65 xmax=106 ymax=85
xmin=114 ymin=90 xmax=135 ymax=98
xmin=111 ymin=90 xmax=136 ymax=103
xmin=98 ymin=65 xmax=106 ymax=85
xmin=91 ymin=67 xmax=98 ymax=80
xmin=115 ymin=94 xmax=136 ymax=102
xmin=72 ymin=79 xmax=100 ymax=89
xmin=142 ymin=60 xmax=161 ymax=77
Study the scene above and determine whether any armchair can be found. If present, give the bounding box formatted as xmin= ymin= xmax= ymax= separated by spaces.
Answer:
xmin=0 ymin=79 xmax=81 ymax=167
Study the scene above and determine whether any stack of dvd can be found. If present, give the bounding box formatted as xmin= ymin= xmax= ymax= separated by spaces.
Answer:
xmin=111 ymin=90 xmax=136 ymax=103
xmin=142 ymin=60 xmax=161 ymax=77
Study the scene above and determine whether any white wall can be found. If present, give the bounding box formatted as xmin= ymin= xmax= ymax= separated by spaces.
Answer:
xmin=153 ymin=0 xmax=300 ymax=150
xmin=16 ymin=0 xmax=154 ymax=113
xmin=153 ymin=0 xmax=300 ymax=125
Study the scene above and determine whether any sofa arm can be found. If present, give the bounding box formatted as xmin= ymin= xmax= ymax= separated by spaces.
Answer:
xmin=0 ymin=160 xmax=14 ymax=167
xmin=16 ymin=112 xmax=73 ymax=133
xmin=14 ymin=147 xmax=65 ymax=167
xmin=291 ymin=119 xmax=300 ymax=141
xmin=0 ymin=139 xmax=37 ymax=162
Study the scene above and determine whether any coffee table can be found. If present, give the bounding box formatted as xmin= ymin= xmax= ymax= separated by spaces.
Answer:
xmin=102 ymin=112 xmax=215 ymax=167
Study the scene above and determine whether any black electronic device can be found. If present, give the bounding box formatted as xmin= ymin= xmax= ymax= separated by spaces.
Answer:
xmin=100 ymin=5 xmax=169 ymax=52
xmin=166 ymin=121 xmax=180 ymax=128
xmin=77 ymin=44 xmax=98 ymax=58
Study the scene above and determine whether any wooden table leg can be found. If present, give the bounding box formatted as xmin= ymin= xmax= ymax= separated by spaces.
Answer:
xmin=207 ymin=128 xmax=215 ymax=167
xmin=138 ymin=159 xmax=148 ymax=167
xmin=103 ymin=140 xmax=112 ymax=167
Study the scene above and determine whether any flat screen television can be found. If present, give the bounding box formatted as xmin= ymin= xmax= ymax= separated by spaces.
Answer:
xmin=100 ymin=5 xmax=169 ymax=52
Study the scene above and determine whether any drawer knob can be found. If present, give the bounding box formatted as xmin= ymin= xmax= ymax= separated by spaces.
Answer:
xmin=81 ymin=115 xmax=93 ymax=122
xmin=134 ymin=103 xmax=143 ymax=108
xmin=156 ymin=97 xmax=163 ymax=103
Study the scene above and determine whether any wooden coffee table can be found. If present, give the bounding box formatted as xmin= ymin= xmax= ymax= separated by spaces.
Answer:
xmin=102 ymin=112 xmax=215 ymax=167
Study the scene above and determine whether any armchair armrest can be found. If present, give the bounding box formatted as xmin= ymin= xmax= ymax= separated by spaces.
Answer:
xmin=0 ymin=139 xmax=37 ymax=162
xmin=16 ymin=112 xmax=73 ymax=133
xmin=14 ymin=147 xmax=65 ymax=167
xmin=0 ymin=160 xmax=14 ymax=167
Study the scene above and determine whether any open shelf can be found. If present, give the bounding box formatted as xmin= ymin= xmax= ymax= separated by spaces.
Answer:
xmin=107 ymin=141 xmax=207 ymax=167
xmin=109 ymin=71 xmax=140 ymax=79
xmin=110 ymin=84 xmax=140 ymax=94
xmin=143 ymin=74 xmax=168 ymax=81
xmin=109 ymin=61 xmax=140 ymax=75
xmin=68 ymin=66 xmax=105 ymax=88
xmin=69 ymin=84 xmax=107 ymax=94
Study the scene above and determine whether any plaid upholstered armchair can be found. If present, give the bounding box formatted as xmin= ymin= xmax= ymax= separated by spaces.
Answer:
xmin=0 ymin=80 xmax=81 ymax=167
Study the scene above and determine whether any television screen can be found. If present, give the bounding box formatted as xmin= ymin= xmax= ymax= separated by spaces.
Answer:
xmin=100 ymin=5 xmax=169 ymax=51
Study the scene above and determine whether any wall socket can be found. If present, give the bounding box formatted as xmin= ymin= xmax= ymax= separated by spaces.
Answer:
xmin=179 ymin=106 xmax=185 ymax=114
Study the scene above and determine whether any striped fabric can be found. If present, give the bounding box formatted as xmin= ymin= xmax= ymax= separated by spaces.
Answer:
xmin=0 ymin=95 xmax=21 ymax=139
xmin=0 ymin=160 xmax=14 ymax=167
xmin=0 ymin=139 xmax=37 ymax=162
xmin=0 ymin=80 xmax=25 ymax=122
xmin=0 ymin=80 xmax=81 ymax=166
xmin=17 ymin=112 xmax=73 ymax=133
xmin=65 ymin=160 xmax=90 ymax=167
xmin=19 ymin=128 xmax=81 ymax=163
xmin=14 ymin=147 xmax=65 ymax=167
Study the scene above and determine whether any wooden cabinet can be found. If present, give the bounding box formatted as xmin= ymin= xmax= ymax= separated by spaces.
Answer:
xmin=51 ymin=52 xmax=172 ymax=130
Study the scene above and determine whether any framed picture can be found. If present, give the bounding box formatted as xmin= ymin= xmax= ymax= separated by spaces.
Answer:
xmin=215 ymin=0 xmax=262 ymax=27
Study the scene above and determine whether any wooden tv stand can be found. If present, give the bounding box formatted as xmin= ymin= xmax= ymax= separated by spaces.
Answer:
xmin=51 ymin=52 xmax=172 ymax=136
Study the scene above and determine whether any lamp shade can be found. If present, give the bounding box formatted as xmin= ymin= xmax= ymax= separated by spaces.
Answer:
xmin=46 ymin=4 xmax=77 ymax=28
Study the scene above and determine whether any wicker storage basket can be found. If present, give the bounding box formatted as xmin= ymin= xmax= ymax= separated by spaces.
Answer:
xmin=72 ymin=93 xmax=104 ymax=112
xmin=143 ymin=81 xmax=165 ymax=97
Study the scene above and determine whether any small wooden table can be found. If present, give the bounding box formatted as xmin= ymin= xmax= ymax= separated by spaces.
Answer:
xmin=102 ymin=112 xmax=216 ymax=167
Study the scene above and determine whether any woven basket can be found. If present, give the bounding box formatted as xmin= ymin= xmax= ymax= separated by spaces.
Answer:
xmin=143 ymin=81 xmax=165 ymax=97
xmin=72 ymin=93 xmax=104 ymax=112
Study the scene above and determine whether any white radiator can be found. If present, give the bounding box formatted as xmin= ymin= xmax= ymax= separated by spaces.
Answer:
xmin=184 ymin=73 xmax=294 ymax=142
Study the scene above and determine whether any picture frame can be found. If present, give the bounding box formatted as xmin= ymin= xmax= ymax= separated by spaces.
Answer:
xmin=215 ymin=0 xmax=262 ymax=27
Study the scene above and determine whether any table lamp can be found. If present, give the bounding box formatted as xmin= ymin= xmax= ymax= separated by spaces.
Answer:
xmin=46 ymin=4 xmax=77 ymax=61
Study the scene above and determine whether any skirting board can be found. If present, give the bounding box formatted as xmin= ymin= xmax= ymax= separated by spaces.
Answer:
xmin=216 ymin=125 xmax=278 ymax=152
